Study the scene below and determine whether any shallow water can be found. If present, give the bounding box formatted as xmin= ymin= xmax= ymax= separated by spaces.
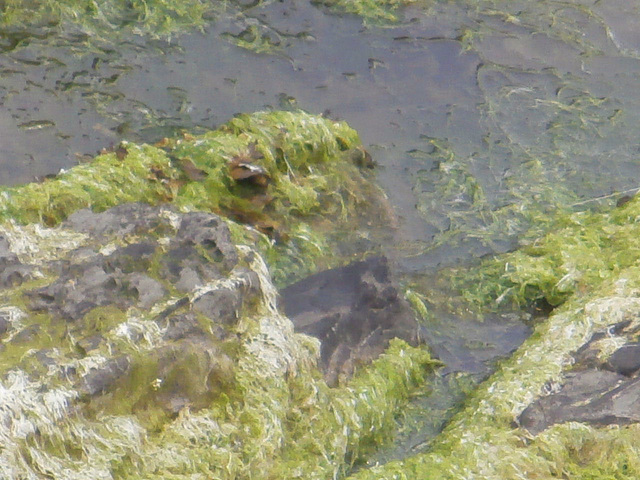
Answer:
xmin=3 ymin=0 xmax=640 ymax=471
xmin=4 ymin=1 xmax=640 ymax=274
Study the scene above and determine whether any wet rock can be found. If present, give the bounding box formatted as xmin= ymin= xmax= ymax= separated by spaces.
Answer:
xmin=281 ymin=256 xmax=422 ymax=385
xmin=520 ymin=322 xmax=640 ymax=434
xmin=421 ymin=312 xmax=531 ymax=376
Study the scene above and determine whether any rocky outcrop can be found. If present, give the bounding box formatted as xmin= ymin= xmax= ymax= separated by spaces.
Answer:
xmin=0 ymin=200 xmax=436 ymax=480
xmin=0 ymin=111 xmax=437 ymax=480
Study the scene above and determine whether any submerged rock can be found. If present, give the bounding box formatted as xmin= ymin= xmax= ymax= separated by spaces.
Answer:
xmin=281 ymin=256 xmax=423 ymax=385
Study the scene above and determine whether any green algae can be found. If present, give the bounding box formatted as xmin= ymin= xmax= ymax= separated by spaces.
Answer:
xmin=0 ymin=0 xmax=212 ymax=42
xmin=446 ymin=194 xmax=640 ymax=311
xmin=0 ymin=110 xmax=379 ymax=283
xmin=347 ymin=274 xmax=640 ymax=480
xmin=312 ymin=0 xmax=416 ymax=22
xmin=0 ymin=144 xmax=176 ymax=225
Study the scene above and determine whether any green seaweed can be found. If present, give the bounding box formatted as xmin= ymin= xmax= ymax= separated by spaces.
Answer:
xmin=0 ymin=111 xmax=381 ymax=283
xmin=347 ymin=270 xmax=640 ymax=479
xmin=447 ymin=194 xmax=640 ymax=311
xmin=312 ymin=0 xmax=416 ymax=22
xmin=0 ymin=0 xmax=212 ymax=41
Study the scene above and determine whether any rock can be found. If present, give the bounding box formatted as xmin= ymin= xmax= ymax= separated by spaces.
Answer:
xmin=606 ymin=342 xmax=640 ymax=376
xmin=0 ymin=235 xmax=33 ymax=288
xmin=520 ymin=322 xmax=640 ymax=434
xmin=281 ymin=256 xmax=422 ymax=385
xmin=64 ymin=203 xmax=170 ymax=240
xmin=519 ymin=370 xmax=640 ymax=435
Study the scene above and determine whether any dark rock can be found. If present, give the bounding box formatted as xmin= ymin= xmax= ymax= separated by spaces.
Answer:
xmin=281 ymin=256 xmax=422 ymax=386
xmin=606 ymin=342 xmax=640 ymax=376
xmin=78 ymin=356 xmax=131 ymax=397
xmin=519 ymin=370 xmax=640 ymax=434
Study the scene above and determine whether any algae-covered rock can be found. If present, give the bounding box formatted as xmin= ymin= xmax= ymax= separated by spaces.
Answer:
xmin=0 ymin=111 xmax=436 ymax=479
xmin=346 ymin=195 xmax=640 ymax=480
xmin=0 ymin=110 xmax=390 ymax=284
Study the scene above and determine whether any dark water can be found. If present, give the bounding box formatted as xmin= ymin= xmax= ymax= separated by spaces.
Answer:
xmin=0 ymin=1 xmax=482 ymax=254
xmin=3 ymin=0 xmax=640 ymax=466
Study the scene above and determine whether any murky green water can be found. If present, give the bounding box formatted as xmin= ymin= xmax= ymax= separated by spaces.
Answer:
xmin=3 ymin=0 xmax=640 ymax=473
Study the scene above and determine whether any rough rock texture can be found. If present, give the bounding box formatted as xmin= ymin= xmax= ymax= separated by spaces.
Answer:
xmin=0 ymin=202 xmax=436 ymax=480
xmin=519 ymin=321 xmax=640 ymax=434
xmin=1 ymin=203 xmax=255 ymax=414
xmin=281 ymin=256 xmax=422 ymax=385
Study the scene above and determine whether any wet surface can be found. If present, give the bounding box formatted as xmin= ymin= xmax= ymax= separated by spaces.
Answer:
xmin=4 ymin=1 xmax=640 ymax=275
xmin=4 ymin=0 xmax=640 ymax=470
